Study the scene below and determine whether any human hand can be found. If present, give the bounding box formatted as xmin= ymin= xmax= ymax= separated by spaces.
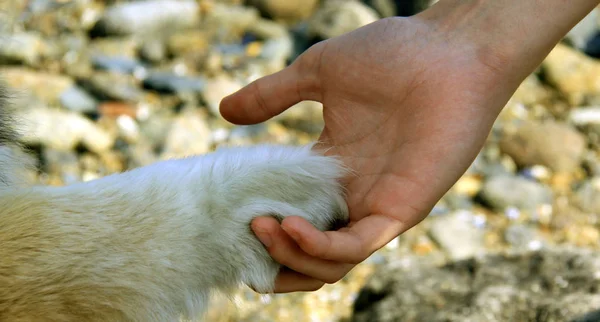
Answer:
xmin=219 ymin=0 xmax=597 ymax=293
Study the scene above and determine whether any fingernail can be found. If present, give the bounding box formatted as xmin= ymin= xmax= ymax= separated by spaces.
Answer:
xmin=255 ymin=230 xmax=272 ymax=248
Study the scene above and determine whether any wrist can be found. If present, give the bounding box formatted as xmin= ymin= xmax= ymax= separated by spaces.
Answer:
xmin=419 ymin=0 xmax=599 ymax=81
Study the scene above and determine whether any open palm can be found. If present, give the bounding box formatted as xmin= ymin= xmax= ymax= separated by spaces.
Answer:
xmin=220 ymin=15 xmax=525 ymax=292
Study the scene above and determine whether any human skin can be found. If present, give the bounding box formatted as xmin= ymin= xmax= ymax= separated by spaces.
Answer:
xmin=220 ymin=0 xmax=600 ymax=292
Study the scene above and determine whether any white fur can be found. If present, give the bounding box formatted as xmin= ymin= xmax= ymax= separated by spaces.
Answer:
xmin=0 ymin=144 xmax=348 ymax=321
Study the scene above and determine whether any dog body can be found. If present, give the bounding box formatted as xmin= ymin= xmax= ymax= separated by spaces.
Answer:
xmin=0 ymin=86 xmax=349 ymax=321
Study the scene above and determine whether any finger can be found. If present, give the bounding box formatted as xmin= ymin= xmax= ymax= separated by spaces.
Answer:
xmin=251 ymin=217 xmax=354 ymax=284
xmin=219 ymin=61 xmax=311 ymax=125
xmin=272 ymin=268 xmax=325 ymax=293
xmin=281 ymin=214 xmax=408 ymax=264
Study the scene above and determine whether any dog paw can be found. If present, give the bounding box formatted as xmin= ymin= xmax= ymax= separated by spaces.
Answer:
xmin=199 ymin=144 xmax=350 ymax=293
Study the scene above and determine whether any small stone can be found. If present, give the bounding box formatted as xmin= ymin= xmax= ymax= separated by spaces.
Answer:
xmin=139 ymin=39 xmax=167 ymax=63
xmin=0 ymin=32 xmax=46 ymax=66
xmin=573 ymin=177 xmax=600 ymax=214
xmin=161 ymin=108 xmax=211 ymax=159
xmin=97 ymin=102 xmax=138 ymax=119
xmin=82 ymin=72 xmax=144 ymax=102
xmin=504 ymin=224 xmax=545 ymax=251
xmin=247 ymin=18 xmax=289 ymax=39
xmin=59 ymin=86 xmax=98 ymax=113
xmin=480 ymin=174 xmax=553 ymax=211
xmin=91 ymin=55 xmax=147 ymax=74
xmin=142 ymin=72 xmax=206 ymax=94
xmin=91 ymin=0 xmax=201 ymax=37
xmin=1 ymin=67 xmax=74 ymax=105
xmin=42 ymin=148 xmax=80 ymax=185
xmin=565 ymin=225 xmax=600 ymax=247
xmin=428 ymin=211 xmax=486 ymax=260
xmin=542 ymin=43 xmax=600 ymax=105
xmin=167 ymin=30 xmax=210 ymax=57
xmin=246 ymin=0 xmax=318 ymax=24
xmin=203 ymin=3 xmax=260 ymax=35
xmin=17 ymin=108 xmax=115 ymax=153
xmin=202 ymin=75 xmax=242 ymax=116
xmin=499 ymin=120 xmax=586 ymax=173
xmin=452 ymin=174 xmax=483 ymax=197
xmin=309 ymin=0 xmax=379 ymax=40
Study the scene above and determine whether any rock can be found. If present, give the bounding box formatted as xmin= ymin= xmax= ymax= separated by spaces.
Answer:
xmin=499 ymin=120 xmax=586 ymax=173
xmin=204 ymin=3 xmax=260 ymax=35
xmin=309 ymin=0 xmax=380 ymax=40
xmin=139 ymin=39 xmax=167 ymax=63
xmin=88 ymin=37 xmax=139 ymax=58
xmin=573 ymin=177 xmax=600 ymax=214
xmin=247 ymin=18 xmax=289 ymax=40
xmin=0 ymin=32 xmax=46 ymax=66
xmin=81 ymin=72 xmax=144 ymax=102
xmin=542 ymin=43 xmax=600 ymax=105
xmin=90 ymin=55 xmax=147 ymax=74
xmin=479 ymin=175 xmax=553 ymax=211
xmin=246 ymin=0 xmax=318 ymax=24
xmin=202 ymin=75 xmax=243 ymax=116
xmin=167 ymin=30 xmax=210 ymax=57
xmin=569 ymin=106 xmax=600 ymax=144
xmin=91 ymin=0 xmax=201 ymax=37
xmin=504 ymin=224 xmax=545 ymax=251
xmin=565 ymin=8 xmax=599 ymax=50
xmin=142 ymin=72 xmax=206 ymax=94
xmin=59 ymin=86 xmax=98 ymax=113
xmin=42 ymin=148 xmax=80 ymax=185
xmin=0 ymin=67 xmax=74 ymax=105
xmin=511 ymin=74 xmax=552 ymax=106
xmin=161 ymin=108 xmax=211 ymax=159
xmin=428 ymin=211 xmax=486 ymax=260
xmin=259 ymin=36 xmax=293 ymax=71
xmin=352 ymin=247 xmax=600 ymax=322
xmin=17 ymin=107 xmax=115 ymax=153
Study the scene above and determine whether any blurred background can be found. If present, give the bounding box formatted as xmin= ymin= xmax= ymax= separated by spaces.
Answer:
xmin=2 ymin=0 xmax=600 ymax=321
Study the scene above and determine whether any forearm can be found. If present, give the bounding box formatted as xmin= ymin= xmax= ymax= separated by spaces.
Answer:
xmin=421 ymin=0 xmax=599 ymax=81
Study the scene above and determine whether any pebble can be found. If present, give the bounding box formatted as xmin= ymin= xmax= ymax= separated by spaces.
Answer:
xmin=479 ymin=174 xmax=553 ymax=211
xmin=92 ymin=0 xmax=201 ymax=36
xmin=139 ymin=39 xmax=167 ymax=64
xmin=543 ymin=43 xmax=600 ymax=105
xmin=202 ymin=75 xmax=243 ymax=116
xmin=500 ymin=120 xmax=586 ymax=173
xmin=161 ymin=108 xmax=212 ymax=159
xmin=59 ymin=86 xmax=98 ymax=113
xmin=0 ymin=32 xmax=45 ymax=66
xmin=573 ymin=177 xmax=600 ymax=214
xmin=247 ymin=0 xmax=319 ymax=23
xmin=309 ymin=0 xmax=379 ymax=39
xmin=504 ymin=224 xmax=545 ymax=251
xmin=1 ymin=67 xmax=73 ymax=105
xmin=82 ymin=72 xmax=144 ymax=102
xmin=428 ymin=211 xmax=486 ymax=260
xmin=142 ymin=72 xmax=206 ymax=94
xmin=18 ymin=107 xmax=115 ymax=153
xmin=90 ymin=55 xmax=147 ymax=74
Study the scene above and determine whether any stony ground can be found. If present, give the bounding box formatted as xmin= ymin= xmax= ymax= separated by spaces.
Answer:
xmin=2 ymin=0 xmax=600 ymax=321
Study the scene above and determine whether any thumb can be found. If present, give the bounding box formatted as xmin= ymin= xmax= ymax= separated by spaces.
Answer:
xmin=219 ymin=56 xmax=321 ymax=125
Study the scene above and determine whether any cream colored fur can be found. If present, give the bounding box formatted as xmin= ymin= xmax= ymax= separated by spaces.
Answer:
xmin=0 ymin=110 xmax=349 ymax=320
